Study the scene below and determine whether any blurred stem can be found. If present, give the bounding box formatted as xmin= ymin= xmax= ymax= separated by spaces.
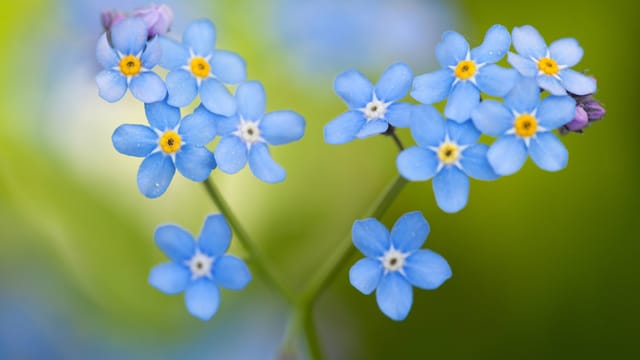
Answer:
xmin=279 ymin=306 xmax=322 ymax=360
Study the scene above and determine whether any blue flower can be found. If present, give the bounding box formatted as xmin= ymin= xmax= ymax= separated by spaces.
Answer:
xmin=158 ymin=19 xmax=246 ymax=116
xmin=324 ymin=62 xmax=414 ymax=144
xmin=397 ymin=106 xmax=499 ymax=213
xmin=411 ymin=24 xmax=518 ymax=122
xmin=112 ymin=100 xmax=217 ymax=198
xmin=349 ymin=211 xmax=451 ymax=321
xmin=96 ymin=17 xmax=167 ymax=103
xmin=508 ymin=25 xmax=596 ymax=96
xmin=149 ymin=214 xmax=251 ymax=321
xmin=471 ymin=78 xmax=576 ymax=176
xmin=213 ymin=81 xmax=305 ymax=183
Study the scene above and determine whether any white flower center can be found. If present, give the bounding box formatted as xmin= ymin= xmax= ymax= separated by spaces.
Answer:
xmin=187 ymin=251 xmax=214 ymax=280
xmin=362 ymin=98 xmax=388 ymax=121
xmin=234 ymin=119 xmax=263 ymax=147
xmin=381 ymin=248 xmax=408 ymax=273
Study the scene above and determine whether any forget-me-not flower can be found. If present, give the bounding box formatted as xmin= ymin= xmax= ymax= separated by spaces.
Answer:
xmin=412 ymin=25 xmax=518 ymax=122
xmin=149 ymin=214 xmax=251 ymax=321
xmin=349 ymin=211 xmax=451 ymax=321
xmin=324 ymin=62 xmax=414 ymax=144
xmin=112 ymin=100 xmax=217 ymax=198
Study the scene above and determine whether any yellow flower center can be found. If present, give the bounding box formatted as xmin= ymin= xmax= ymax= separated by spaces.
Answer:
xmin=454 ymin=60 xmax=476 ymax=80
xmin=537 ymin=57 xmax=559 ymax=76
xmin=190 ymin=57 xmax=211 ymax=78
xmin=119 ymin=55 xmax=142 ymax=76
xmin=437 ymin=142 xmax=460 ymax=165
xmin=159 ymin=131 xmax=182 ymax=154
xmin=514 ymin=114 xmax=538 ymax=137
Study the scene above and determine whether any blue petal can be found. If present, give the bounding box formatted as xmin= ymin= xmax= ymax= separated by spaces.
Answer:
xmin=385 ymin=102 xmax=412 ymax=128
xmin=198 ymin=214 xmax=232 ymax=257
xmin=537 ymin=96 xmax=576 ymax=129
xmin=96 ymin=33 xmax=118 ymax=68
xmin=404 ymin=250 xmax=452 ymax=290
xmin=549 ymin=38 xmax=583 ymax=67
xmin=185 ymin=279 xmax=220 ymax=321
xmin=560 ymin=69 xmax=597 ymax=96
xmin=141 ymin=36 xmax=162 ymax=68
xmin=183 ymin=19 xmax=216 ymax=56
xmin=435 ymin=31 xmax=469 ymax=68
xmin=411 ymin=69 xmax=454 ymax=104
xmin=179 ymin=109 xmax=217 ymax=146
xmin=248 ymin=142 xmax=285 ymax=183
xmin=446 ymin=120 xmax=480 ymax=145
xmin=145 ymin=100 xmax=181 ymax=131
xmin=487 ymin=135 xmax=528 ymax=176
xmin=512 ymin=25 xmax=547 ymax=59
xmin=323 ymin=111 xmax=365 ymax=144
xmin=376 ymin=273 xmax=413 ymax=321
xmin=432 ymin=166 xmax=469 ymax=213
xmin=166 ymin=70 xmax=198 ymax=108
xmin=214 ymin=136 xmax=248 ymax=174
xmin=212 ymin=255 xmax=251 ymax=290
xmin=374 ymin=62 xmax=413 ymax=102
xmin=460 ymin=144 xmax=499 ymax=180
xmin=129 ymin=72 xmax=167 ymax=103
xmin=96 ymin=70 xmax=127 ymax=103
xmin=504 ymin=77 xmax=540 ymax=114
xmin=175 ymin=145 xmax=216 ymax=181
xmin=409 ymin=105 xmax=445 ymax=148
xmin=507 ymin=52 xmax=538 ymax=77
xmin=471 ymin=24 xmax=511 ymax=64
xmin=445 ymin=81 xmax=480 ymax=122
xmin=261 ymin=111 xmax=305 ymax=145
xmin=349 ymin=258 xmax=383 ymax=295
xmin=471 ymin=100 xmax=513 ymax=136
xmin=137 ymin=152 xmax=175 ymax=198
xmin=356 ymin=119 xmax=388 ymax=138
xmin=235 ymin=81 xmax=265 ymax=120
xmin=158 ymin=36 xmax=189 ymax=70
xmin=537 ymin=75 xmax=567 ymax=95
xmin=200 ymin=79 xmax=237 ymax=116
xmin=476 ymin=65 xmax=518 ymax=97
xmin=334 ymin=69 xmax=374 ymax=109
xmin=111 ymin=17 xmax=146 ymax=54
xmin=148 ymin=262 xmax=189 ymax=295
xmin=352 ymin=218 xmax=390 ymax=258
xmin=529 ymin=132 xmax=568 ymax=172
xmin=390 ymin=211 xmax=430 ymax=253
xmin=112 ymin=124 xmax=158 ymax=157
xmin=154 ymin=224 xmax=195 ymax=263
xmin=211 ymin=50 xmax=246 ymax=84
xmin=396 ymin=147 xmax=438 ymax=181
xmin=215 ymin=114 xmax=240 ymax=136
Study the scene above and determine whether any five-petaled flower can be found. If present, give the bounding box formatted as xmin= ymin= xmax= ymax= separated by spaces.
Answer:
xmin=149 ymin=214 xmax=251 ymax=321
xmin=349 ymin=211 xmax=451 ymax=321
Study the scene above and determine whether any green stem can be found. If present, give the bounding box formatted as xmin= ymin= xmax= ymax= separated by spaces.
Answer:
xmin=302 ymin=307 xmax=322 ymax=360
xmin=279 ymin=306 xmax=323 ymax=360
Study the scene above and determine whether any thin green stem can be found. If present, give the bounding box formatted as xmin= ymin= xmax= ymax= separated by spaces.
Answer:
xmin=302 ymin=307 xmax=322 ymax=360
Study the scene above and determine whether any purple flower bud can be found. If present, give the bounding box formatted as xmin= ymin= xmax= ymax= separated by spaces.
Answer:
xmin=566 ymin=106 xmax=589 ymax=132
xmin=132 ymin=4 xmax=174 ymax=38
xmin=101 ymin=10 xmax=127 ymax=32
xmin=582 ymin=100 xmax=606 ymax=121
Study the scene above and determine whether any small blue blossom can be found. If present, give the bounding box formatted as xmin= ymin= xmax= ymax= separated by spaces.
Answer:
xmin=149 ymin=214 xmax=252 ymax=321
xmin=412 ymin=24 xmax=518 ymax=122
xmin=471 ymin=78 xmax=576 ymax=176
xmin=213 ymin=81 xmax=305 ymax=183
xmin=349 ymin=211 xmax=451 ymax=321
xmin=324 ymin=62 xmax=414 ymax=144
xmin=158 ymin=19 xmax=246 ymax=116
xmin=112 ymin=100 xmax=217 ymax=198
xmin=397 ymin=106 xmax=499 ymax=213
xmin=508 ymin=25 xmax=596 ymax=96
xmin=96 ymin=17 xmax=167 ymax=103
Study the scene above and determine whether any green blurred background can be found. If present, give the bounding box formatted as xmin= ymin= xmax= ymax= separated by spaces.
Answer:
xmin=1 ymin=0 xmax=638 ymax=358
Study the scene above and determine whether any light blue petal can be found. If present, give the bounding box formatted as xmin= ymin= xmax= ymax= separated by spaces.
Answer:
xmin=504 ymin=77 xmax=540 ymax=114
xmin=200 ymin=79 xmax=237 ymax=117
xmin=185 ymin=279 xmax=220 ymax=321
xmin=248 ymin=142 xmax=285 ymax=183
xmin=158 ymin=36 xmax=189 ymax=70
xmin=376 ymin=273 xmax=413 ymax=321
xmin=137 ymin=152 xmax=175 ymax=198
xmin=166 ymin=69 xmax=198 ymax=108
xmin=215 ymin=114 xmax=240 ymax=136
xmin=111 ymin=17 xmax=146 ymax=54
xmin=471 ymin=24 xmax=511 ymax=64
xmin=549 ymin=38 xmax=583 ymax=67
xmin=154 ymin=224 xmax=195 ymax=263
xmin=175 ymin=145 xmax=216 ymax=181
xmin=211 ymin=50 xmax=246 ymax=84
xmin=352 ymin=218 xmax=390 ymax=258
xmin=236 ymin=81 xmax=265 ymax=120
xmin=435 ymin=31 xmax=469 ymax=68
xmin=487 ymin=135 xmax=528 ymax=176
xmin=214 ymin=136 xmax=248 ymax=174
xmin=145 ymin=100 xmax=181 ymax=131
xmin=334 ymin=69 xmax=374 ymax=109
xmin=112 ymin=124 xmax=158 ymax=157
xmin=471 ymin=100 xmax=513 ymax=136
xmin=537 ymin=75 xmax=567 ymax=95
xmin=183 ymin=19 xmax=216 ymax=56
xmin=445 ymin=81 xmax=480 ymax=123
xmin=411 ymin=69 xmax=454 ymax=104
xmin=349 ymin=258 xmax=383 ymax=295
xmin=385 ymin=102 xmax=412 ymax=128
xmin=460 ymin=144 xmax=499 ymax=180
xmin=529 ymin=132 xmax=568 ymax=172
xmin=356 ymin=119 xmax=388 ymax=138
xmin=261 ymin=111 xmax=305 ymax=145
xmin=96 ymin=70 xmax=127 ymax=103
xmin=198 ymin=214 xmax=232 ymax=257
xmin=446 ymin=120 xmax=480 ymax=145
xmin=432 ymin=166 xmax=469 ymax=213
xmin=323 ymin=111 xmax=366 ymax=144
xmin=560 ymin=69 xmax=597 ymax=96
xmin=390 ymin=211 xmax=430 ymax=253
xmin=212 ymin=255 xmax=251 ymax=290
xmin=179 ymin=109 xmax=217 ymax=146
xmin=409 ymin=105 xmax=445 ymax=148
xmin=148 ymin=262 xmax=189 ymax=294
xmin=141 ymin=36 xmax=162 ymax=68
xmin=96 ymin=33 xmax=118 ymax=68
xmin=537 ymin=95 xmax=576 ymax=129
xmin=404 ymin=250 xmax=452 ymax=290
xmin=507 ymin=52 xmax=538 ymax=77
xmin=476 ymin=65 xmax=518 ymax=97
xmin=512 ymin=25 xmax=547 ymax=59
xmin=374 ymin=62 xmax=413 ymax=102
xmin=129 ymin=72 xmax=167 ymax=103
xmin=396 ymin=147 xmax=438 ymax=181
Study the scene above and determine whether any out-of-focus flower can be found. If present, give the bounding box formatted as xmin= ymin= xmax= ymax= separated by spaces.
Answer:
xmin=101 ymin=4 xmax=174 ymax=38
xmin=101 ymin=10 xmax=127 ymax=31
xmin=560 ymin=93 xmax=606 ymax=134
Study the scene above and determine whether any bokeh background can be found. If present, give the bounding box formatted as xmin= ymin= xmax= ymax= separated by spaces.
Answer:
xmin=1 ymin=0 xmax=638 ymax=358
